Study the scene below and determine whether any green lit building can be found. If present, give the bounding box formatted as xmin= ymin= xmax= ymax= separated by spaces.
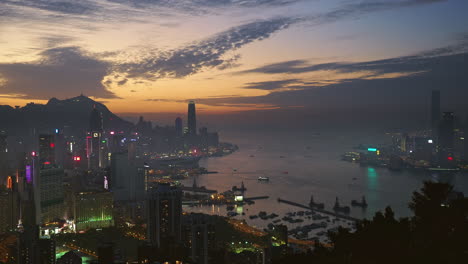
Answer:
xmin=73 ymin=191 xmax=114 ymax=231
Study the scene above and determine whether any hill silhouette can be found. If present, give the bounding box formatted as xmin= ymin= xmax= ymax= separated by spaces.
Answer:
xmin=0 ymin=95 xmax=132 ymax=136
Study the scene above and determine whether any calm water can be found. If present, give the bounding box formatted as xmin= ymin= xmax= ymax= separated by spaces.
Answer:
xmin=182 ymin=130 xmax=468 ymax=231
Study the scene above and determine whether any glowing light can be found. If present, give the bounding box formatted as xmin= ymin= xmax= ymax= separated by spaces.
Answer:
xmin=55 ymin=129 xmax=59 ymax=134
xmin=110 ymin=131 xmax=115 ymax=135
xmin=31 ymin=151 xmax=36 ymax=156
xmin=428 ymin=139 xmax=433 ymax=144
xmin=448 ymin=156 xmax=454 ymax=161
xmin=7 ymin=176 xmax=12 ymax=189
xmin=26 ymin=165 xmax=32 ymax=183
xmin=50 ymin=143 xmax=55 ymax=148
xmin=73 ymin=156 xmax=81 ymax=161
xmin=44 ymin=161 xmax=51 ymax=165
xmin=367 ymin=148 xmax=377 ymax=152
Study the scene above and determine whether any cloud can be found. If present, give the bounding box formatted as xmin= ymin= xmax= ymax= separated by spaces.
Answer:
xmin=0 ymin=0 xmax=97 ymax=15
xmin=0 ymin=47 xmax=116 ymax=99
xmin=243 ymin=79 xmax=301 ymax=90
xmin=118 ymin=16 xmax=299 ymax=79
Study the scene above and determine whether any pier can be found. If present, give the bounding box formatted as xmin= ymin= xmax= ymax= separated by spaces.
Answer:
xmin=277 ymin=198 xmax=360 ymax=222
xmin=244 ymin=196 xmax=269 ymax=201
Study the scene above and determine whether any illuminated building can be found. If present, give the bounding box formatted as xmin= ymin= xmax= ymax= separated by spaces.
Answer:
xmin=18 ymin=225 xmax=40 ymax=264
xmin=110 ymin=152 xmax=145 ymax=201
xmin=188 ymin=101 xmax=197 ymax=136
xmin=38 ymin=167 xmax=65 ymax=224
xmin=38 ymin=238 xmax=55 ymax=264
xmin=0 ymin=185 xmax=19 ymax=233
xmin=87 ymin=107 xmax=104 ymax=169
xmin=39 ymin=134 xmax=55 ymax=166
xmin=73 ymin=191 xmax=114 ymax=231
xmin=182 ymin=213 xmax=216 ymax=264
xmin=438 ymin=112 xmax=455 ymax=167
xmin=147 ymin=183 xmax=182 ymax=248
xmin=431 ymin=90 xmax=441 ymax=137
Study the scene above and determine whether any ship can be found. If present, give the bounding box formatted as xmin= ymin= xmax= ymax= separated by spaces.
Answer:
xmin=309 ymin=195 xmax=325 ymax=209
xmin=333 ymin=197 xmax=351 ymax=214
xmin=351 ymin=196 xmax=368 ymax=208
xmin=258 ymin=176 xmax=269 ymax=182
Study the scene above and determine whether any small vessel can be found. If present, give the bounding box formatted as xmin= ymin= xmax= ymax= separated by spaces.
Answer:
xmin=309 ymin=195 xmax=325 ymax=209
xmin=333 ymin=197 xmax=351 ymax=214
xmin=351 ymin=196 xmax=368 ymax=208
xmin=249 ymin=215 xmax=258 ymax=219
xmin=258 ymin=176 xmax=269 ymax=182
xmin=282 ymin=171 xmax=289 ymax=174
xmin=227 ymin=212 xmax=238 ymax=217
xmin=279 ymin=156 xmax=286 ymax=158
xmin=249 ymin=154 xmax=255 ymax=157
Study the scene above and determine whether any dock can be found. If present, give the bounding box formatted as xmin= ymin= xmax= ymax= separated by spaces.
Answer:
xmin=244 ymin=196 xmax=269 ymax=201
xmin=277 ymin=198 xmax=360 ymax=222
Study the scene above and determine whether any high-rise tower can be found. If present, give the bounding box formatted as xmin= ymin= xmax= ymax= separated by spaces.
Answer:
xmin=431 ymin=90 xmax=441 ymax=135
xmin=188 ymin=101 xmax=197 ymax=136
xmin=147 ymin=183 xmax=182 ymax=248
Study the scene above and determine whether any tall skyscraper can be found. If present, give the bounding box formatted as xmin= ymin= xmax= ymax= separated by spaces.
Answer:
xmin=38 ymin=167 xmax=65 ymax=224
xmin=147 ymin=183 xmax=182 ymax=248
xmin=39 ymin=134 xmax=55 ymax=166
xmin=438 ymin=112 xmax=455 ymax=150
xmin=182 ymin=213 xmax=216 ymax=264
xmin=110 ymin=152 xmax=145 ymax=201
xmin=175 ymin=117 xmax=183 ymax=137
xmin=431 ymin=90 xmax=441 ymax=135
xmin=188 ymin=101 xmax=197 ymax=136
xmin=89 ymin=106 xmax=103 ymax=132
xmin=87 ymin=107 xmax=104 ymax=169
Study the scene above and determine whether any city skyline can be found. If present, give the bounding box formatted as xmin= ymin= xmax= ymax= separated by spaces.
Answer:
xmin=1 ymin=0 xmax=468 ymax=122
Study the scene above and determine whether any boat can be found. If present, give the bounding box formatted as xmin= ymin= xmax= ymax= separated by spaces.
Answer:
xmin=333 ymin=197 xmax=351 ymax=214
xmin=351 ymin=196 xmax=368 ymax=208
xmin=279 ymin=156 xmax=286 ymax=158
xmin=227 ymin=212 xmax=238 ymax=217
xmin=258 ymin=176 xmax=269 ymax=182
xmin=249 ymin=154 xmax=255 ymax=157
xmin=309 ymin=195 xmax=325 ymax=209
xmin=282 ymin=171 xmax=289 ymax=174
xmin=249 ymin=215 xmax=258 ymax=219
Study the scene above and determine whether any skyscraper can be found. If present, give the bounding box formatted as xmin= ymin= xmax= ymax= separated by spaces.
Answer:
xmin=39 ymin=134 xmax=55 ymax=166
xmin=89 ymin=106 xmax=103 ymax=132
xmin=431 ymin=90 xmax=441 ymax=135
xmin=147 ymin=183 xmax=182 ymax=248
xmin=175 ymin=117 xmax=183 ymax=137
xmin=438 ymin=112 xmax=455 ymax=167
xmin=182 ymin=213 xmax=216 ymax=264
xmin=188 ymin=101 xmax=197 ymax=136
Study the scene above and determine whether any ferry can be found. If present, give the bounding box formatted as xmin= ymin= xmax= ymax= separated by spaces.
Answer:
xmin=351 ymin=196 xmax=368 ymax=208
xmin=258 ymin=176 xmax=269 ymax=182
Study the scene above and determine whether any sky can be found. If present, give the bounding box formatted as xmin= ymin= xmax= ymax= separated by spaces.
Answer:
xmin=1 ymin=0 xmax=468 ymax=128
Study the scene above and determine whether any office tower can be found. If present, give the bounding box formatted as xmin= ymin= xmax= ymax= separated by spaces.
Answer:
xmin=38 ymin=167 xmax=65 ymax=224
xmin=0 ymin=184 xmax=19 ymax=233
xmin=0 ymin=132 xmax=8 ymax=185
xmin=182 ymin=213 xmax=216 ymax=264
xmin=97 ymin=243 xmax=114 ymax=264
xmin=175 ymin=117 xmax=183 ymax=137
xmin=431 ymin=90 xmax=441 ymax=135
xmin=147 ymin=183 xmax=182 ymax=248
xmin=39 ymin=134 xmax=55 ymax=165
xmin=54 ymin=129 xmax=66 ymax=167
xmin=38 ymin=238 xmax=56 ymax=264
xmin=188 ymin=101 xmax=197 ymax=135
xmin=73 ymin=191 xmax=114 ymax=231
xmin=110 ymin=152 xmax=144 ymax=201
xmin=438 ymin=112 xmax=455 ymax=150
xmin=87 ymin=107 xmax=104 ymax=169
xmin=89 ymin=106 xmax=103 ymax=132
xmin=18 ymin=225 xmax=40 ymax=264
xmin=57 ymin=251 xmax=82 ymax=264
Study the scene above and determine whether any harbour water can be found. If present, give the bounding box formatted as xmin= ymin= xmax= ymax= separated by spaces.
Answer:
xmin=182 ymin=130 xmax=468 ymax=237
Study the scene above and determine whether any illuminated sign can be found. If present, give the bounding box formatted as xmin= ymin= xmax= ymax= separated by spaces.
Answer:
xmin=55 ymin=128 xmax=59 ymax=134
xmin=26 ymin=165 xmax=32 ymax=183
xmin=73 ymin=156 xmax=81 ymax=161
xmin=448 ymin=156 xmax=454 ymax=161
xmin=234 ymin=195 xmax=243 ymax=202
xmin=367 ymin=148 xmax=377 ymax=152
xmin=93 ymin=132 xmax=99 ymax=138
xmin=428 ymin=139 xmax=433 ymax=144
